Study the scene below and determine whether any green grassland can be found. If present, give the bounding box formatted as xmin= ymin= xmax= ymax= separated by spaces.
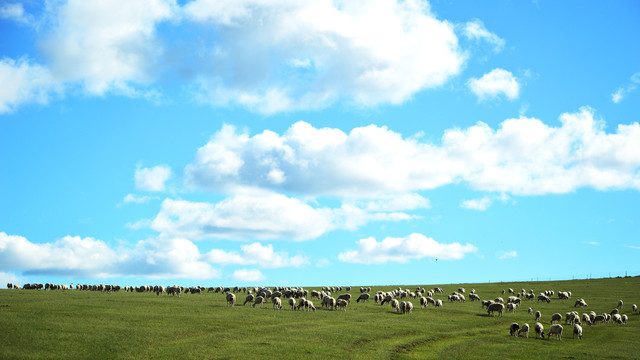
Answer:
xmin=1 ymin=277 xmax=639 ymax=359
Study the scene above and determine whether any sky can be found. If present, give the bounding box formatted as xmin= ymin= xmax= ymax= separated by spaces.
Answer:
xmin=1 ymin=0 xmax=639 ymax=288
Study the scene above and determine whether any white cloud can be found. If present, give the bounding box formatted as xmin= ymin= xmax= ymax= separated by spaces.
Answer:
xmin=0 ymin=57 xmax=60 ymax=114
xmin=204 ymin=242 xmax=308 ymax=268
xmin=587 ymin=241 xmax=599 ymax=245
xmin=338 ymin=233 xmax=478 ymax=264
xmin=0 ymin=271 xmax=22 ymax=288
xmin=183 ymin=0 xmax=465 ymax=113
xmin=0 ymin=3 xmax=31 ymax=24
xmin=230 ymin=269 xmax=265 ymax=282
xmin=185 ymin=109 xmax=640 ymax=197
xmin=122 ymin=194 xmax=154 ymax=204
xmin=135 ymin=165 xmax=171 ymax=192
xmin=462 ymin=19 xmax=505 ymax=52
xmin=364 ymin=193 xmax=430 ymax=212
xmin=0 ymin=232 xmax=220 ymax=280
xmin=147 ymin=195 xmax=412 ymax=242
xmin=468 ymin=68 xmax=519 ymax=100
xmin=315 ymin=258 xmax=332 ymax=268
xmin=460 ymin=196 xmax=492 ymax=211
xmin=497 ymin=250 xmax=517 ymax=259
xmin=611 ymin=72 xmax=639 ymax=104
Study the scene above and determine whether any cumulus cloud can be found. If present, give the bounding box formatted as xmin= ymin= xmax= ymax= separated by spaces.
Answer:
xmin=0 ymin=57 xmax=60 ymax=113
xmin=338 ymin=233 xmax=478 ymax=264
xmin=611 ymin=72 xmax=640 ymax=104
xmin=468 ymin=68 xmax=519 ymax=100
xmin=204 ymin=242 xmax=308 ymax=268
xmin=185 ymin=109 xmax=640 ymax=197
xmin=147 ymin=195 xmax=413 ymax=242
xmin=230 ymin=269 xmax=265 ymax=282
xmin=460 ymin=196 xmax=492 ymax=211
xmin=2 ymin=0 xmax=467 ymax=114
xmin=462 ymin=19 xmax=505 ymax=52
xmin=135 ymin=165 xmax=171 ymax=191
xmin=0 ymin=232 xmax=220 ymax=279
xmin=122 ymin=194 xmax=154 ymax=204
xmin=497 ymin=250 xmax=517 ymax=259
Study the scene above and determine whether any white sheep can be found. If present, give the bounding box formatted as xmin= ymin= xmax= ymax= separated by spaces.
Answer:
xmin=612 ymin=314 xmax=622 ymax=324
xmin=435 ymin=299 xmax=443 ymax=307
xmin=487 ymin=303 xmax=505 ymax=317
xmin=534 ymin=322 xmax=544 ymax=339
xmin=404 ymin=301 xmax=414 ymax=314
xmin=550 ymin=313 xmax=562 ymax=324
xmin=617 ymin=299 xmax=623 ymax=309
xmin=272 ymin=296 xmax=282 ymax=310
xmin=288 ymin=297 xmax=296 ymax=310
xmin=537 ymin=294 xmax=550 ymax=303
xmin=632 ymin=304 xmax=637 ymax=313
xmin=621 ymin=314 xmax=628 ymax=324
xmin=547 ymin=324 xmax=563 ymax=340
xmin=391 ymin=299 xmax=400 ymax=312
xmin=528 ymin=307 xmax=533 ymax=315
xmin=419 ymin=296 xmax=428 ymax=308
xmin=518 ymin=323 xmax=530 ymax=338
xmin=535 ymin=311 xmax=541 ymax=322
xmin=573 ymin=323 xmax=582 ymax=339
xmin=336 ymin=299 xmax=348 ymax=311
xmin=253 ymin=296 xmax=265 ymax=308
xmin=507 ymin=303 xmax=518 ymax=312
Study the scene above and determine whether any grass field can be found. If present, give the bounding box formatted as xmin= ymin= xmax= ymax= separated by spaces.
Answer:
xmin=1 ymin=277 xmax=639 ymax=359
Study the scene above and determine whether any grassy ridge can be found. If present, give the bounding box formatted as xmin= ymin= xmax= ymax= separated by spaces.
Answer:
xmin=1 ymin=277 xmax=639 ymax=359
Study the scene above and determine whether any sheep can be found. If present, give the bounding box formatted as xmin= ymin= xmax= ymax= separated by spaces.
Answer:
xmin=535 ymin=311 xmax=541 ymax=322
xmin=288 ymin=297 xmax=296 ymax=310
xmin=458 ymin=287 xmax=466 ymax=294
xmin=611 ymin=308 xmax=619 ymax=316
xmin=518 ymin=323 xmax=530 ymax=338
xmin=487 ymin=303 xmax=505 ymax=317
xmin=381 ymin=294 xmax=393 ymax=306
xmin=356 ymin=293 xmax=370 ymax=303
xmin=469 ymin=293 xmax=481 ymax=301
xmin=528 ymin=307 xmax=533 ymax=315
xmin=336 ymin=299 xmax=348 ymax=311
xmin=435 ymin=299 xmax=443 ymax=307
xmin=7 ymin=283 xmax=12 ymax=289
xmin=573 ymin=324 xmax=583 ymax=339
xmin=509 ymin=323 xmax=520 ymax=336
xmin=593 ymin=314 xmax=606 ymax=324
xmin=507 ymin=303 xmax=518 ymax=313
xmin=399 ymin=301 xmax=407 ymax=314
xmin=612 ymin=314 xmax=622 ymax=324
xmin=419 ymin=296 xmax=428 ymax=308
xmin=589 ymin=311 xmax=596 ymax=323
xmin=272 ymin=297 xmax=282 ymax=310
xmin=390 ymin=299 xmax=400 ymax=312
xmin=253 ymin=296 xmax=265 ymax=308
xmin=306 ymin=300 xmax=316 ymax=312
xmin=296 ymin=297 xmax=307 ymax=310
xmin=243 ymin=294 xmax=255 ymax=306
xmin=574 ymin=299 xmax=588 ymax=307
xmin=337 ymin=293 xmax=352 ymax=303
xmin=617 ymin=299 xmax=623 ymax=309
xmin=481 ymin=300 xmax=493 ymax=309
xmin=547 ymin=324 xmax=563 ymax=340
xmin=537 ymin=294 xmax=550 ymax=303
xmin=534 ymin=322 xmax=545 ymax=339
xmin=632 ymin=304 xmax=637 ymax=313
xmin=621 ymin=314 xmax=628 ymax=324
xmin=550 ymin=313 xmax=562 ymax=324
xmin=581 ymin=313 xmax=592 ymax=326
xmin=226 ymin=292 xmax=236 ymax=307
xmin=495 ymin=297 xmax=504 ymax=304
xmin=406 ymin=301 xmax=414 ymax=314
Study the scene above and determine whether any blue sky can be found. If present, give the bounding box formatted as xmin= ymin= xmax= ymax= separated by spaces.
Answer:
xmin=1 ymin=0 xmax=639 ymax=287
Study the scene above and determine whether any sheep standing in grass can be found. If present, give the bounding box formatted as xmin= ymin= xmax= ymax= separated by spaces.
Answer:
xmin=573 ymin=324 xmax=583 ymax=339
xmin=272 ymin=297 xmax=282 ymax=310
xmin=435 ymin=299 xmax=443 ymax=308
xmin=550 ymin=313 xmax=562 ymax=324
xmin=621 ymin=314 xmax=628 ymax=324
xmin=612 ymin=314 xmax=622 ymax=324
xmin=487 ymin=303 xmax=505 ymax=317
xmin=356 ymin=293 xmax=370 ymax=303
xmin=226 ymin=292 xmax=236 ymax=307
xmin=534 ymin=322 xmax=544 ymax=339
xmin=336 ymin=299 xmax=348 ymax=311
xmin=535 ymin=311 xmax=541 ymax=322
xmin=420 ymin=297 xmax=428 ymax=308
xmin=632 ymin=304 xmax=637 ymax=313
xmin=547 ymin=324 xmax=563 ymax=340
xmin=617 ymin=300 xmax=623 ymax=309
xmin=518 ymin=323 xmax=530 ymax=338
xmin=253 ymin=296 xmax=265 ymax=308
xmin=243 ymin=294 xmax=255 ymax=306
xmin=288 ymin=297 xmax=296 ymax=310
xmin=510 ymin=323 xmax=520 ymax=336
xmin=528 ymin=307 xmax=533 ymax=315
xmin=391 ymin=299 xmax=400 ymax=312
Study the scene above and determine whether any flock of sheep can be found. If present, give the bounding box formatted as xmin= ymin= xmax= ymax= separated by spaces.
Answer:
xmin=6 ymin=282 xmax=636 ymax=340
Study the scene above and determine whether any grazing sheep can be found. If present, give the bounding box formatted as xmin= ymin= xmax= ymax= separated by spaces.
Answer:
xmin=337 ymin=293 xmax=352 ymax=303
xmin=481 ymin=300 xmax=494 ymax=309
xmin=621 ymin=314 xmax=628 ymax=324
xmin=593 ymin=314 xmax=606 ymax=324
xmin=419 ymin=296 xmax=428 ymax=308
xmin=518 ymin=323 xmax=530 ymax=338
xmin=243 ymin=294 xmax=255 ymax=306
xmin=550 ymin=313 xmax=562 ymax=324
xmin=399 ymin=301 xmax=407 ymax=314
xmin=253 ymin=296 xmax=265 ymax=308
xmin=547 ymin=324 xmax=563 ymax=340
xmin=528 ymin=307 xmax=533 ymax=315
xmin=581 ymin=313 xmax=592 ymax=326
xmin=469 ymin=293 xmax=481 ymax=301
xmin=487 ymin=303 xmax=505 ymax=317
xmin=495 ymin=297 xmax=505 ymax=304
xmin=507 ymin=303 xmax=518 ymax=313
xmin=535 ymin=311 xmax=541 ymax=322
xmin=573 ymin=324 xmax=583 ymax=339
xmin=406 ymin=301 xmax=413 ymax=314
xmin=356 ymin=293 xmax=370 ymax=303
xmin=288 ymin=297 xmax=296 ymax=310
xmin=306 ymin=300 xmax=317 ymax=312
xmin=632 ymin=304 xmax=637 ymax=313
xmin=534 ymin=322 xmax=544 ymax=339
xmin=537 ymin=294 xmax=550 ymax=303
xmin=391 ymin=299 xmax=400 ymax=312
xmin=617 ymin=300 xmax=623 ymax=309
xmin=435 ymin=299 xmax=443 ymax=307
xmin=510 ymin=323 xmax=520 ymax=336
xmin=381 ymin=295 xmax=393 ymax=306
xmin=612 ymin=314 xmax=622 ymax=324
xmin=574 ymin=299 xmax=588 ymax=307
xmin=272 ymin=297 xmax=282 ymax=310
xmin=226 ymin=292 xmax=236 ymax=307
xmin=336 ymin=299 xmax=348 ymax=311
